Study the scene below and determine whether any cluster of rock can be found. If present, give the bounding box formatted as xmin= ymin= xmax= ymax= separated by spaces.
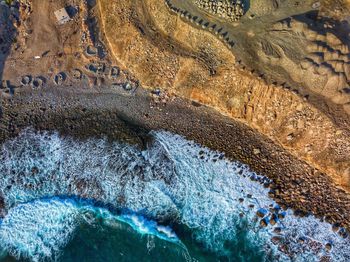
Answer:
xmin=194 ymin=0 xmax=245 ymax=22
xmin=149 ymin=88 xmax=175 ymax=110
xmin=165 ymin=0 xmax=235 ymax=50
xmin=0 ymin=62 xmax=137 ymax=97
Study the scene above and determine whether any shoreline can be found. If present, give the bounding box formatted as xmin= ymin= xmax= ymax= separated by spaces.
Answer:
xmin=1 ymin=84 xmax=350 ymax=235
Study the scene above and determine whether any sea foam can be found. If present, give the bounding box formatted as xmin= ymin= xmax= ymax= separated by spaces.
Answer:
xmin=0 ymin=197 xmax=182 ymax=261
xmin=0 ymin=198 xmax=79 ymax=261
xmin=0 ymin=129 xmax=349 ymax=261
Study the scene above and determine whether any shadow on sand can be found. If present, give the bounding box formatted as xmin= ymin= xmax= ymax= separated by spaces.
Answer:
xmin=0 ymin=2 xmax=17 ymax=96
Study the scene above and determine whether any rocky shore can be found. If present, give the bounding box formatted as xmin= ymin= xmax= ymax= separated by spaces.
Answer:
xmin=1 ymin=84 xmax=350 ymax=237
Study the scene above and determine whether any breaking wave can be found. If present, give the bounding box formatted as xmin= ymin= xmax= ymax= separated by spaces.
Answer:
xmin=0 ymin=129 xmax=349 ymax=261
xmin=0 ymin=197 xmax=183 ymax=262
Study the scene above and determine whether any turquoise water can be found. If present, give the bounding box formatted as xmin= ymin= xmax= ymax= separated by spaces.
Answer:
xmin=0 ymin=197 xmax=265 ymax=262
xmin=0 ymin=129 xmax=349 ymax=262
xmin=0 ymin=198 xmax=204 ymax=262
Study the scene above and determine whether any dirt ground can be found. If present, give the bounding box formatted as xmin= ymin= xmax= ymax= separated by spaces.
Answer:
xmin=1 ymin=0 xmax=111 ymax=88
xmin=98 ymin=0 xmax=350 ymax=192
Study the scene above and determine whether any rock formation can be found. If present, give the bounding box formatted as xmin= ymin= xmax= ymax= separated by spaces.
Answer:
xmin=194 ymin=0 xmax=245 ymax=22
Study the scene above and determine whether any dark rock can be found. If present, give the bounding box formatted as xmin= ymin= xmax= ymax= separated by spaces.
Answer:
xmin=31 ymin=166 xmax=39 ymax=175
xmin=263 ymin=182 xmax=270 ymax=188
xmin=278 ymin=211 xmax=286 ymax=220
xmin=298 ymin=236 xmax=306 ymax=244
xmin=278 ymin=244 xmax=289 ymax=254
xmin=260 ymin=217 xmax=269 ymax=227
xmin=268 ymin=190 xmax=275 ymax=197
xmin=257 ymin=208 xmax=268 ymax=218
xmin=338 ymin=228 xmax=348 ymax=239
xmin=325 ymin=243 xmax=332 ymax=251
xmin=270 ymin=214 xmax=277 ymax=225
xmin=319 ymin=256 xmax=331 ymax=262
xmin=271 ymin=236 xmax=281 ymax=245
xmin=294 ymin=209 xmax=305 ymax=217
xmin=332 ymin=223 xmax=340 ymax=232
xmin=274 ymin=227 xmax=282 ymax=234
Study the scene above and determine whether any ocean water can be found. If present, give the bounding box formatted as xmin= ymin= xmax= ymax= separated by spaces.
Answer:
xmin=0 ymin=129 xmax=349 ymax=262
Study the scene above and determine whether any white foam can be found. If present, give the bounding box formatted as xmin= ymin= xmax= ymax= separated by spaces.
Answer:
xmin=0 ymin=198 xmax=79 ymax=262
xmin=118 ymin=214 xmax=180 ymax=243
xmin=0 ymin=129 xmax=349 ymax=261
xmin=0 ymin=197 xmax=182 ymax=261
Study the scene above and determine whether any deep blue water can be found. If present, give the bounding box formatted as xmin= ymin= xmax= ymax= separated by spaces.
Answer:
xmin=0 ymin=129 xmax=348 ymax=262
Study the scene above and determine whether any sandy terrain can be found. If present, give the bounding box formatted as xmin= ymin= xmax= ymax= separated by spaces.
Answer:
xmin=98 ymin=0 xmax=350 ymax=191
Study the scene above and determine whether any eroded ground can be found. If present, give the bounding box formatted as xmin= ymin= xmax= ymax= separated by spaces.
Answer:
xmin=98 ymin=0 xmax=350 ymax=190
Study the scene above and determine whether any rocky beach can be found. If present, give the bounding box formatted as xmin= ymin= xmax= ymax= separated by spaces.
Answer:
xmin=1 ymin=85 xmax=350 ymax=231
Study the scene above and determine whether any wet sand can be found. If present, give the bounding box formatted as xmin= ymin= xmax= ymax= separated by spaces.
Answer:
xmin=1 ymin=84 xmax=350 ymax=235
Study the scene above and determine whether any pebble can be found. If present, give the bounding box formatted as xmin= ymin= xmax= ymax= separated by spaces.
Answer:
xmin=278 ymin=211 xmax=286 ymax=220
xmin=260 ymin=218 xmax=269 ymax=227
xmin=253 ymin=148 xmax=261 ymax=155
xmin=325 ymin=243 xmax=332 ymax=251
xmin=338 ymin=228 xmax=348 ymax=238
xmin=274 ymin=227 xmax=282 ymax=234
xmin=271 ymin=236 xmax=281 ymax=245
xmin=332 ymin=223 xmax=340 ymax=232
xmin=312 ymin=2 xmax=321 ymax=9
xmin=298 ymin=236 xmax=306 ymax=244
xmin=270 ymin=214 xmax=277 ymax=225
